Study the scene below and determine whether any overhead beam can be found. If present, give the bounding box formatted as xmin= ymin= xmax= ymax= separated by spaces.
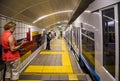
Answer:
xmin=68 ymin=0 xmax=94 ymax=25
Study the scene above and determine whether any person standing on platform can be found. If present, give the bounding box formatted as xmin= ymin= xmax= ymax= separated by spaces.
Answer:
xmin=1 ymin=22 xmax=26 ymax=81
xmin=46 ymin=32 xmax=51 ymax=50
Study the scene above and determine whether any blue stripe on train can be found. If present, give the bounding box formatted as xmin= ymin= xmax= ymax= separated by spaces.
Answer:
xmin=79 ymin=54 xmax=100 ymax=81
xmin=70 ymin=44 xmax=100 ymax=81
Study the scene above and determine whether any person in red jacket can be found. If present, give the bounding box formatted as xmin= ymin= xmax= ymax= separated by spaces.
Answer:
xmin=1 ymin=22 xmax=26 ymax=81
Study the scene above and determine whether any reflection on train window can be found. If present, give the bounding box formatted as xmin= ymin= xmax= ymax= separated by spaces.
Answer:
xmin=72 ymin=28 xmax=77 ymax=46
xmin=72 ymin=28 xmax=76 ymax=46
xmin=82 ymin=35 xmax=95 ymax=69
xmin=72 ymin=27 xmax=80 ymax=50
xmin=76 ymin=29 xmax=79 ymax=48
xmin=102 ymin=8 xmax=115 ymax=77
xmin=82 ymin=29 xmax=94 ymax=39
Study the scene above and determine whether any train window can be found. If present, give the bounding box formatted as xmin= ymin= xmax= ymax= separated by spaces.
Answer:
xmin=72 ymin=27 xmax=77 ymax=46
xmin=82 ymin=29 xmax=94 ymax=39
xmin=102 ymin=8 xmax=115 ymax=77
xmin=72 ymin=28 xmax=76 ymax=46
xmin=82 ymin=34 xmax=95 ymax=69
xmin=72 ymin=27 xmax=80 ymax=51
xmin=76 ymin=29 xmax=79 ymax=48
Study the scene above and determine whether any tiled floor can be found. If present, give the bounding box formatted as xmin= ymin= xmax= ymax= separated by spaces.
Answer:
xmin=19 ymin=38 xmax=87 ymax=81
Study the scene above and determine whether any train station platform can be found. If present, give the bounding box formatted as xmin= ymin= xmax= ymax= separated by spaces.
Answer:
xmin=19 ymin=38 xmax=90 ymax=81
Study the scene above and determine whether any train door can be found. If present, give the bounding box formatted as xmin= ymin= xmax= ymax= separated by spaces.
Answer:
xmin=101 ymin=4 xmax=119 ymax=81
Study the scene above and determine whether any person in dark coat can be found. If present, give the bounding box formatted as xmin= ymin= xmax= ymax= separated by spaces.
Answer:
xmin=46 ymin=32 xmax=51 ymax=50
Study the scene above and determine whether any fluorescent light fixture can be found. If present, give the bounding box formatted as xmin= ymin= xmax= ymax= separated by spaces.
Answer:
xmin=84 ymin=10 xmax=91 ymax=13
xmin=83 ymin=22 xmax=96 ymax=29
xmin=57 ymin=21 xmax=61 ymax=24
xmin=42 ymin=29 xmax=45 ymax=31
xmin=33 ymin=10 xmax=73 ymax=23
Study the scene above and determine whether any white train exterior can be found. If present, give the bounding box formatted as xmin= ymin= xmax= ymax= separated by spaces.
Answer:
xmin=65 ymin=0 xmax=120 ymax=81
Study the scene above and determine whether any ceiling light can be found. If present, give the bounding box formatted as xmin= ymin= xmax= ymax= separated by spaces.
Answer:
xmin=33 ymin=10 xmax=73 ymax=23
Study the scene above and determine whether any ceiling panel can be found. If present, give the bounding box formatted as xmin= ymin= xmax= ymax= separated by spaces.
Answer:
xmin=0 ymin=0 xmax=93 ymax=30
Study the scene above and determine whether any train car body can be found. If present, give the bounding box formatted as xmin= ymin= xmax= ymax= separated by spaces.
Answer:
xmin=65 ymin=0 xmax=120 ymax=81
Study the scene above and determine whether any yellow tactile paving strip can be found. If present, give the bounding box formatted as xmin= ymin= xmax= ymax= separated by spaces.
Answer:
xmin=40 ymin=51 xmax=63 ymax=54
xmin=21 ymin=73 xmax=85 ymax=76
xmin=50 ymin=44 xmax=61 ymax=46
xmin=22 ymin=38 xmax=85 ymax=80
